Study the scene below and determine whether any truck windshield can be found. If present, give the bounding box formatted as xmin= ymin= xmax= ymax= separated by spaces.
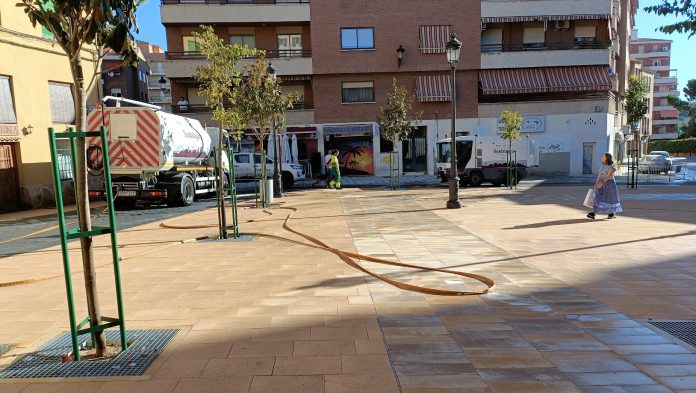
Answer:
xmin=438 ymin=141 xmax=472 ymax=168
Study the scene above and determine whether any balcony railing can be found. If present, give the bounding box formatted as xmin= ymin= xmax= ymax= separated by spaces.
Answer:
xmin=166 ymin=49 xmax=312 ymax=60
xmin=173 ymin=101 xmax=312 ymax=114
xmin=161 ymin=0 xmax=309 ymax=4
xmin=481 ymin=40 xmax=611 ymax=53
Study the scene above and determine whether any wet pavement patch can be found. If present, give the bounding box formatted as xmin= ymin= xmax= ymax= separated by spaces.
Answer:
xmin=0 ymin=329 xmax=177 ymax=378
xmin=648 ymin=321 xmax=696 ymax=348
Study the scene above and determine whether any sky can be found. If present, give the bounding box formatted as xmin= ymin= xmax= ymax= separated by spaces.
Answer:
xmin=133 ymin=0 xmax=694 ymax=93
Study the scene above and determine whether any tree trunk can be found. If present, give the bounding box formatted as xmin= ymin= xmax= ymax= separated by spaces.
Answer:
xmin=71 ymin=57 xmax=107 ymax=357
xmin=260 ymin=146 xmax=267 ymax=207
xmin=217 ymin=120 xmax=228 ymax=239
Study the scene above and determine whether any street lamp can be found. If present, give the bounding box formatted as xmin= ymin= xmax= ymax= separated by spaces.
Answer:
xmin=445 ymin=33 xmax=462 ymax=209
xmin=397 ymin=45 xmax=405 ymax=68
xmin=158 ymin=76 xmax=167 ymax=91
xmin=266 ymin=62 xmax=283 ymax=198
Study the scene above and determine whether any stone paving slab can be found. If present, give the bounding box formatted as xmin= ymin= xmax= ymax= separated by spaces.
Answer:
xmin=0 ymin=186 xmax=694 ymax=392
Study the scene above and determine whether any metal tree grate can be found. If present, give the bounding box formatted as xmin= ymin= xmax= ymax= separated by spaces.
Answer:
xmin=649 ymin=321 xmax=696 ymax=347
xmin=0 ymin=344 xmax=14 ymax=356
xmin=199 ymin=235 xmax=255 ymax=243
xmin=0 ymin=329 xmax=177 ymax=379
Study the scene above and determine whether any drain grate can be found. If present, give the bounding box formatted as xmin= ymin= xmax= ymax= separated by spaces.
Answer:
xmin=199 ymin=235 xmax=255 ymax=243
xmin=649 ymin=321 xmax=696 ymax=347
xmin=0 ymin=329 xmax=177 ymax=379
xmin=0 ymin=344 xmax=14 ymax=356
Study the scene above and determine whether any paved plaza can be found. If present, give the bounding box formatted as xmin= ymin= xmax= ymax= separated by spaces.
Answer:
xmin=1 ymin=184 xmax=696 ymax=392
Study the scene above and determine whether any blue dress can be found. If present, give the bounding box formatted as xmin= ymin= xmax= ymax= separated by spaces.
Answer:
xmin=593 ymin=163 xmax=622 ymax=214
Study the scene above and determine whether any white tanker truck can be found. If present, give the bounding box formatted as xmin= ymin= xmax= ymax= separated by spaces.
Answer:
xmin=86 ymin=97 xmax=229 ymax=207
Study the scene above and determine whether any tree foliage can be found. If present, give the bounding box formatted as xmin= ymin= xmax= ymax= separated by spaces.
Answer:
xmin=644 ymin=0 xmax=696 ymax=37
xmin=376 ymin=78 xmax=423 ymax=151
xmin=625 ymin=75 xmax=650 ymax=130
xmin=667 ymin=79 xmax=696 ymax=138
xmin=500 ymin=109 xmax=522 ymax=145
xmin=193 ymin=26 xmax=259 ymax=140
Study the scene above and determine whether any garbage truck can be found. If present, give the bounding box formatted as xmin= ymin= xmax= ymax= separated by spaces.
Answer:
xmin=86 ymin=97 xmax=229 ymax=207
xmin=436 ymin=136 xmax=538 ymax=186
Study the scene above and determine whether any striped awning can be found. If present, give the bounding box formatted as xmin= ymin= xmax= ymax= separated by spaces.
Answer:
xmin=481 ymin=14 xmax=609 ymax=23
xmin=479 ymin=68 xmax=548 ymax=95
xmin=419 ymin=25 xmax=452 ymax=54
xmin=545 ymin=65 xmax=612 ymax=92
xmin=416 ymin=75 xmax=452 ymax=102
xmin=479 ymin=66 xmax=613 ymax=95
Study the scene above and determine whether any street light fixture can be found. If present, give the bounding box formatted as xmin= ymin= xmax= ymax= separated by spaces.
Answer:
xmin=266 ymin=62 xmax=283 ymax=198
xmin=397 ymin=45 xmax=405 ymax=68
xmin=158 ymin=76 xmax=167 ymax=91
xmin=445 ymin=33 xmax=462 ymax=209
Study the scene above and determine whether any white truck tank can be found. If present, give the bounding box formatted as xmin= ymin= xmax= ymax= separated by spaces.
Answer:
xmin=87 ymin=107 xmax=211 ymax=171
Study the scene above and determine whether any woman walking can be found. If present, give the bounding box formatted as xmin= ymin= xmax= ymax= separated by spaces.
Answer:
xmin=587 ymin=153 xmax=622 ymax=219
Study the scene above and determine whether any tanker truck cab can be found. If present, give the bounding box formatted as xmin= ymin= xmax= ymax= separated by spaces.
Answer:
xmin=436 ymin=136 xmax=538 ymax=187
xmin=87 ymin=97 xmax=230 ymax=207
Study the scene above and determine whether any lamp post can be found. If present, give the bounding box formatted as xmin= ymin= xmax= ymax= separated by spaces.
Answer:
xmin=445 ymin=34 xmax=462 ymax=209
xmin=267 ymin=62 xmax=283 ymax=198
xmin=397 ymin=45 xmax=405 ymax=68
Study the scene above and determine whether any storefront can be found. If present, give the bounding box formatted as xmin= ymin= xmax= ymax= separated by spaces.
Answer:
xmin=322 ymin=123 xmax=375 ymax=176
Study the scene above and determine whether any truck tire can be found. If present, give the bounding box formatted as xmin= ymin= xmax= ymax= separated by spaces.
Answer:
xmin=170 ymin=175 xmax=195 ymax=207
xmin=468 ymin=171 xmax=483 ymax=187
xmin=282 ymin=171 xmax=294 ymax=190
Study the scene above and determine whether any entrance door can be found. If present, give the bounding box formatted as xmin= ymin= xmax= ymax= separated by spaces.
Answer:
xmin=402 ymin=126 xmax=427 ymax=173
xmin=582 ymin=142 xmax=595 ymax=175
xmin=0 ymin=143 xmax=20 ymax=212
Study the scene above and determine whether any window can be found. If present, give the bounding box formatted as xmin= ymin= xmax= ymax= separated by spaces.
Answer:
xmin=182 ymin=36 xmax=200 ymax=52
xmin=419 ymin=25 xmax=452 ymax=53
xmin=0 ymin=76 xmax=17 ymax=124
xmin=111 ymin=88 xmax=122 ymax=97
xmin=574 ymin=25 xmax=597 ymax=45
xmin=235 ymin=154 xmax=251 ymax=164
xmin=661 ymin=98 xmax=668 ymax=106
xmin=652 ymin=60 xmax=661 ymax=66
xmin=341 ymin=81 xmax=374 ymax=103
xmin=481 ymin=28 xmax=503 ymax=52
xmin=638 ymin=45 xmax=645 ymax=53
xmin=341 ymin=28 xmax=374 ymax=50
xmin=379 ymin=135 xmax=394 ymax=153
xmin=522 ymin=26 xmax=545 ymax=48
xmin=254 ymin=154 xmax=273 ymax=164
xmin=230 ymin=35 xmax=256 ymax=49
xmin=48 ymin=82 xmax=75 ymax=124
xmin=55 ymin=140 xmax=73 ymax=180
xmin=277 ymin=34 xmax=302 ymax=57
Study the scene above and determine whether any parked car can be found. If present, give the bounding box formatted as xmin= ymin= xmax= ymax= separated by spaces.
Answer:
xmin=638 ymin=155 xmax=670 ymax=174
xmin=232 ymin=152 xmax=305 ymax=188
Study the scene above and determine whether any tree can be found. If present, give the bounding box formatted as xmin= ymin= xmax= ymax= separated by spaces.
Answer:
xmin=232 ymin=58 xmax=298 ymax=206
xmin=644 ymin=0 xmax=696 ymax=37
xmin=18 ymin=0 xmax=141 ymax=357
xmin=667 ymin=79 xmax=696 ymax=138
xmin=500 ymin=110 xmax=522 ymax=188
xmin=193 ymin=26 xmax=258 ymax=238
xmin=376 ymin=79 xmax=423 ymax=188
xmin=625 ymin=75 xmax=650 ymax=145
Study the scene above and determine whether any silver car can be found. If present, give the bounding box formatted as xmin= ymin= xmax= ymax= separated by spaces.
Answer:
xmin=638 ymin=155 xmax=670 ymax=174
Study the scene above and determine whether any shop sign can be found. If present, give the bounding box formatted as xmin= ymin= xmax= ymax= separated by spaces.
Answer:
xmin=324 ymin=123 xmax=373 ymax=137
xmin=0 ymin=124 xmax=19 ymax=136
xmin=498 ymin=115 xmax=545 ymax=133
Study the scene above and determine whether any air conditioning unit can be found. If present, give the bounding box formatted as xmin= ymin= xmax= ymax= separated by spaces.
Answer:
xmin=555 ymin=20 xmax=570 ymax=30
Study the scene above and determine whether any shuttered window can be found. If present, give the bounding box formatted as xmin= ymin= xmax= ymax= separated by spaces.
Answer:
xmin=0 ymin=76 xmax=17 ymax=124
xmin=341 ymin=82 xmax=374 ymax=103
xmin=48 ymin=82 xmax=75 ymax=124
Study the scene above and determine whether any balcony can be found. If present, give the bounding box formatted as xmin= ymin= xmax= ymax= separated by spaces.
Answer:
xmin=151 ymin=95 xmax=172 ymax=104
xmin=653 ymin=90 xmax=678 ymax=98
xmin=653 ymin=105 xmax=677 ymax=112
xmin=631 ymin=50 xmax=670 ymax=59
xmin=160 ymin=0 xmax=309 ymax=24
xmin=652 ymin=119 xmax=679 ymax=126
xmin=148 ymin=82 xmax=171 ymax=90
xmin=165 ymin=50 xmax=312 ymax=78
xmin=650 ymin=132 xmax=679 ymax=140
xmin=481 ymin=41 xmax=611 ymax=69
xmin=171 ymin=102 xmax=315 ymax=125
xmin=654 ymin=77 xmax=678 ymax=85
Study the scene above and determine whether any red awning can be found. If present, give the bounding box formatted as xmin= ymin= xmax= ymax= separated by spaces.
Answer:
xmin=479 ymin=68 xmax=548 ymax=95
xmin=416 ymin=75 xmax=452 ymax=102
xmin=481 ymin=14 xmax=609 ymax=23
xmin=419 ymin=25 xmax=452 ymax=54
xmin=545 ymin=65 xmax=612 ymax=92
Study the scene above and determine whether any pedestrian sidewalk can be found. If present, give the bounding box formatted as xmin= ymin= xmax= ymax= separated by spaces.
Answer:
xmin=0 ymin=186 xmax=695 ymax=392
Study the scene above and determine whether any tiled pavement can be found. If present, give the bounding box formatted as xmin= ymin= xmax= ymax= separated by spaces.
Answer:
xmin=0 ymin=185 xmax=695 ymax=392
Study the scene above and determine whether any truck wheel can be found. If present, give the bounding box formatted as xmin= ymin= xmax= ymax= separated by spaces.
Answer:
xmin=171 ymin=175 xmax=195 ymax=207
xmin=469 ymin=171 xmax=483 ymax=187
xmin=282 ymin=172 xmax=294 ymax=190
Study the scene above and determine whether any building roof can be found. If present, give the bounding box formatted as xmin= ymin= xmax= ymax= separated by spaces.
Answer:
xmin=631 ymin=38 xmax=672 ymax=44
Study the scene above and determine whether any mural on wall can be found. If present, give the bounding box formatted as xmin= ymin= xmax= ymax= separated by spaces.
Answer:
xmin=336 ymin=140 xmax=374 ymax=176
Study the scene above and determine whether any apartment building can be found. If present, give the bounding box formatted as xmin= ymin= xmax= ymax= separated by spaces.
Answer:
xmin=0 ymin=2 xmax=97 ymax=211
xmin=101 ymin=47 xmax=150 ymax=105
xmin=160 ymin=0 xmax=636 ymax=177
xmin=138 ymin=41 xmax=172 ymax=111
xmin=630 ymin=30 xmax=679 ymax=140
